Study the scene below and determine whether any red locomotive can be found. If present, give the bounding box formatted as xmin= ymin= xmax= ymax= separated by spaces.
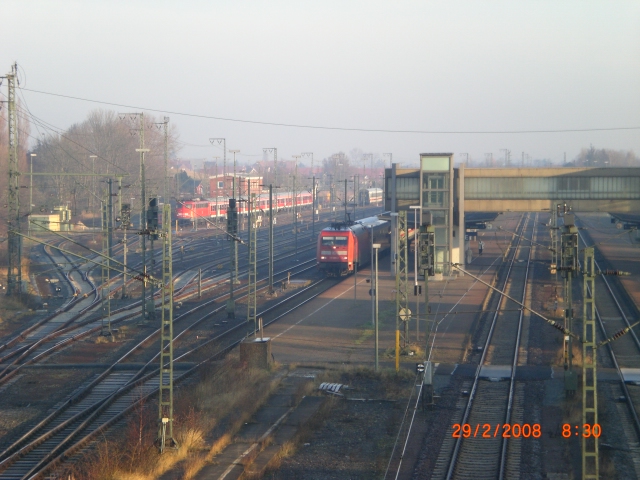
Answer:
xmin=175 ymin=190 xmax=313 ymax=226
xmin=317 ymin=215 xmax=391 ymax=276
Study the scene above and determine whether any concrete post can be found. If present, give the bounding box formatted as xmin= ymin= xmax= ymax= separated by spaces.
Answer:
xmin=459 ymin=164 xmax=465 ymax=276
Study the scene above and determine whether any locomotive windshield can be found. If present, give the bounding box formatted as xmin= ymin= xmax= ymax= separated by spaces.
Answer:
xmin=321 ymin=236 xmax=348 ymax=246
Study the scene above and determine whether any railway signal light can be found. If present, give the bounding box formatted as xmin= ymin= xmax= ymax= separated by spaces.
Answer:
xmin=147 ymin=198 xmax=159 ymax=240
xmin=227 ymin=199 xmax=238 ymax=238
xmin=416 ymin=362 xmax=425 ymax=373
xmin=418 ymin=224 xmax=435 ymax=277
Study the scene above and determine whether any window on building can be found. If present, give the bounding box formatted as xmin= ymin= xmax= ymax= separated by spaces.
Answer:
xmin=218 ymin=181 xmax=224 ymax=188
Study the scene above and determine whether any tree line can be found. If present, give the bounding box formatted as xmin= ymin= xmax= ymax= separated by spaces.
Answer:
xmin=27 ymin=109 xmax=180 ymax=221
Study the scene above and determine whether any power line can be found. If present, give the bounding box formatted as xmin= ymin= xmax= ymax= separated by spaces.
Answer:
xmin=21 ymin=87 xmax=640 ymax=135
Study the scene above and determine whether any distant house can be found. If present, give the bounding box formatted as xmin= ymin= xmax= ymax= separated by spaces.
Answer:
xmin=174 ymin=159 xmax=193 ymax=170
xmin=209 ymin=173 xmax=264 ymax=198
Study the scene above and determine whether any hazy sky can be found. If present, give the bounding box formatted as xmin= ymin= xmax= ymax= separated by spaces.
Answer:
xmin=2 ymin=1 xmax=639 ymax=167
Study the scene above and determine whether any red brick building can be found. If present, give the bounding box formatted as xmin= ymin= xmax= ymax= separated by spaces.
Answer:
xmin=209 ymin=173 xmax=263 ymax=198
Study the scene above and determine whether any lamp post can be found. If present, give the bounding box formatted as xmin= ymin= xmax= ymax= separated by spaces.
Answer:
xmin=373 ymin=242 xmax=381 ymax=371
xmin=308 ymin=176 xmax=317 ymax=238
xmin=410 ymin=205 xmax=421 ymax=342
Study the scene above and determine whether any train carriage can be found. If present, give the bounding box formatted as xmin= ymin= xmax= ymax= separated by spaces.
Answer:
xmin=358 ymin=188 xmax=383 ymax=206
xmin=317 ymin=215 xmax=391 ymax=276
xmin=175 ymin=191 xmax=313 ymax=226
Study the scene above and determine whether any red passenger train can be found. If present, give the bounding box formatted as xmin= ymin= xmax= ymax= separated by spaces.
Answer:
xmin=175 ymin=190 xmax=313 ymax=226
xmin=316 ymin=215 xmax=391 ymax=276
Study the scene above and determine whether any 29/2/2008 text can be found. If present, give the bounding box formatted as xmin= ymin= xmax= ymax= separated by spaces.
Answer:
xmin=451 ymin=423 xmax=541 ymax=438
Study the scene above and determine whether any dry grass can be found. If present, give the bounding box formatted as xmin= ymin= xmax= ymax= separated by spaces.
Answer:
xmin=66 ymin=358 xmax=287 ymax=479
xmin=95 ymin=335 xmax=113 ymax=344
xmin=259 ymin=396 xmax=337 ymax=479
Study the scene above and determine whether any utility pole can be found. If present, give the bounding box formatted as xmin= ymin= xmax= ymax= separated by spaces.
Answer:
xmin=410 ymin=206 xmax=421 ymax=341
xmin=137 ymin=142 xmax=150 ymax=321
xmin=263 ymin=147 xmax=277 ymax=188
xmin=418 ymin=222 xmax=435 ymax=344
xmin=383 ymin=153 xmax=392 ymax=170
xmin=582 ymin=247 xmax=598 ymax=479
xmin=226 ymin=198 xmax=238 ymax=318
xmin=418 ymin=221 xmax=435 ymax=405
xmin=212 ymin=156 xmax=220 ymax=230
xmin=157 ymin=204 xmax=177 ymax=453
xmin=292 ymin=155 xmax=300 ymax=255
xmin=561 ymin=210 xmax=578 ymax=395
xmin=303 ymin=152 xmax=315 ymax=236
xmin=121 ymin=111 xmax=148 ymax=320
xmin=354 ymin=174 xmax=359 ymax=218
xmin=210 ymin=138 xmax=226 ymax=194
xmin=247 ymin=192 xmax=257 ymax=335
xmin=229 ymin=150 xmax=240 ymax=284
xmin=344 ymin=179 xmax=348 ymax=222
xmin=550 ymin=205 xmax=559 ymax=281
xmin=4 ymin=63 xmax=21 ymax=295
xmin=362 ymin=153 xmax=372 ymax=189
xmin=28 ymin=153 xmax=36 ymax=237
xmin=152 ymin=117 xmax=170 ymax=204
xmin=90 ymin=155 xmax=97 ymax=242
xmin=258 ymin=182 xmax=280 ymax=296
xmin=500 ymin=149 xmax=511 ymax=167
xmin=395 ymin=211 xmax=409 ymax=370
xmin=302 ymin=152 xmax=313 ymax=175
xmin=163 ymin=118 xmax=169 ymax=202
xmin=328 ymin=174 xmax=334 ymax=221
xmin=100 ymin=180 xmax=113 ymax=338
xmin=120 ymin=203 xmax=131 ymax=299
xmin=308 ymin=176 xmax=317 ymax=238
xmin=263 ymin=148 xmax=278 ymax=232
xmin=373 ymin=242 xmax=381 ymax=371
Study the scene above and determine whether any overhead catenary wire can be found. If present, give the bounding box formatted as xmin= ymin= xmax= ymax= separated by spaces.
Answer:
xmin=4 ymin=90 xmax=128 ymax=175
xmin=20 ymin=87 xmax=640 ymax=135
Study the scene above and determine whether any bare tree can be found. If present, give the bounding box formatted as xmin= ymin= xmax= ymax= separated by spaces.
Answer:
xmin=31 ymin=109 xmax=180 ymax=218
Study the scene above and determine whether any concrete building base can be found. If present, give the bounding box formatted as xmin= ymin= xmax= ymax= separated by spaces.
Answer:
xmin=241 ymin=338 xmax=273 ymax=369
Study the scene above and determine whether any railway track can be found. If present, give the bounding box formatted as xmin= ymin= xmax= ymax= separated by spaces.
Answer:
xmin=426 ymin=213 xmax=538 ymax=479
xmin=424 ymin=213 xmax=640 ymax=479
xmin=0 ymin=215 xmax=327 ymax=384
xmin=0 ymin=269 xmax=339 ymax=479
xmin=0 ymin=206 xmax=380 ymax=478
xmin=575 ymin=220 xmax=640 ymax=474
xmin=0 ymin=222 xmax=327 ymax=387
